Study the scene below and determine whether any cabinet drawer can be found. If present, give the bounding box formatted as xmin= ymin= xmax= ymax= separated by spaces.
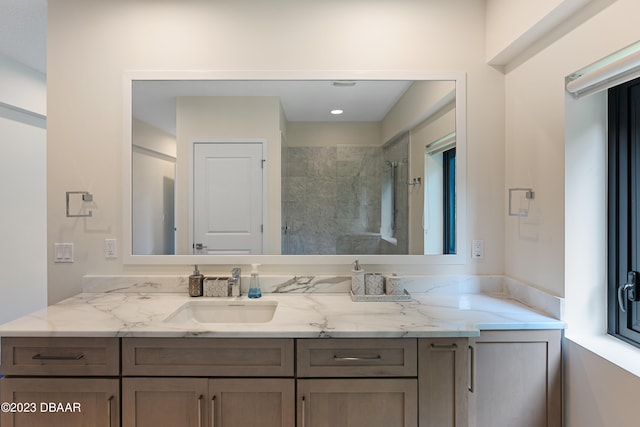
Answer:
xmin=122 ymin=338 xmax=294 ymax=377
xmin=297 ymin=338 xmax=417 ymax=377
xmin=0 ymin=337 xmax=119 ymax=376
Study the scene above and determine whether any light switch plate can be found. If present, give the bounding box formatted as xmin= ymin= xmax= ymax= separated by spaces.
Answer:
xmin=54 ymin=243 xmax=74 ymax=263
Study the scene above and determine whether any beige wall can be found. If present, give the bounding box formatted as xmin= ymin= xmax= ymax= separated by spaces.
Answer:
xmin=44 ymin=0 xmax=640 ymax=422
xmin=132 ymin=118 xmax=176 ymax=158
xmin=411 ymin=107 xmax=456 ymax=255
xmin=503 ymin=0 xmax=637 ymax=295
xmin=486 ymin=0 xmax=564 ymax=59
xmin=286 ymin=122 xmax=381 ymax=147
xmin=47 ymin=0 xmax=505 ymax=303
xmin=382 ymin=80 xmax=455 ymax=143
xmin=175 ymin=96 xmax=282 ymax=254
xmin=500 ymin=0 xmax=640 ymax=424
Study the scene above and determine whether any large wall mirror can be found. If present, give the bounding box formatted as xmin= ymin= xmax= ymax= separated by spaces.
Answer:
xmin=123 ymin=71 xmax=466 ymax=265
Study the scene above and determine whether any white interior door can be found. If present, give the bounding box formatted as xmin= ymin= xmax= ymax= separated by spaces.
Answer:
xmin=193 ymin=142 xmax=264 ymax=254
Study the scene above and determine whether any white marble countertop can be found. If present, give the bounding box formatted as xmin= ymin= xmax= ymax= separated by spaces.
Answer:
xmin=0 ymin=291 xmax=564 ymax=338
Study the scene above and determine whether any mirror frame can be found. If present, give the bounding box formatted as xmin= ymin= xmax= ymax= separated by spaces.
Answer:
xmin=123 ymin=70 xmax=467 ymax=265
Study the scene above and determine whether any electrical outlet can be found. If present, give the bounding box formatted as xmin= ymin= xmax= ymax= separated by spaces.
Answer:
xmin=54 ymin=243 xmax=74 ymax=263
xmin=472 ymin=239 xmax=484 ymax=259
xmin=105 ymin=238 xmax=117 ymax=259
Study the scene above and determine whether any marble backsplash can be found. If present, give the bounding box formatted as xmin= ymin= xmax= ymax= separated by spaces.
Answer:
xmin=83 ymin=274 xmax=563 ymax=320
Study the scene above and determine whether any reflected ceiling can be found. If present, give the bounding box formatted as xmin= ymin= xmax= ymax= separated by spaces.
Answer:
xmin=133 ymin=80 xmax=413 ymax=135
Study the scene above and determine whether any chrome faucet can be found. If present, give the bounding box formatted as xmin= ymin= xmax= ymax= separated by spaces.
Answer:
xmin=230 ymin=268 xmax=241 ymax=297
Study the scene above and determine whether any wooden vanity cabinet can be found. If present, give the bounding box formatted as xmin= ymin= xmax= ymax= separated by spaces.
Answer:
xmin=0 ymin=337 xmax=120 ymax=427
xmin=0 ymin=330 xmax=563 ymax=427
xmin=468 ymin=330 xmax=562 ymax=427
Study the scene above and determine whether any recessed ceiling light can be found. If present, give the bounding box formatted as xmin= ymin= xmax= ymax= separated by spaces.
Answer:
xmin=330 ymin=109 xmax=344 ymax=115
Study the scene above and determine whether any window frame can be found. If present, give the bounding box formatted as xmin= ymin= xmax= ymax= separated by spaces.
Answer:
xmin=607 ymin=76 xmax=640 ymax=347
xmin=442 ymin=147 xmax=456 ymax=254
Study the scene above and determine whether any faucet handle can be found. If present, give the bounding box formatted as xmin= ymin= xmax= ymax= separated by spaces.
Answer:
xmin=230 ymin=268 xmax=241 ymax=297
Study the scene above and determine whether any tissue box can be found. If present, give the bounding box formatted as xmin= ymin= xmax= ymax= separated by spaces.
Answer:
xmin=203 ymin=277 xmax=230 ymax=297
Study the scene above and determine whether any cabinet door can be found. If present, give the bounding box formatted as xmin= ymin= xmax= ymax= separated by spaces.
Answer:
xmin=298 ymin=379 xmax=417 ymax=427
xmin=0 ymin=378 xmax=118 ymax=427
xmin=122 ymin=378 xmax=208 ymax=427
xmin=468 ymin=330 xmax=562 ymax=427
xmin=418 ymin=338 xmax=468 ymax=427
xmin=210 ymin=378 xmax=294 ymax=427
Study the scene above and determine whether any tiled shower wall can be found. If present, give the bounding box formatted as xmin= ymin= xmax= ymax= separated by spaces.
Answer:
xmin=282 ymin=133 xmax=409 ymax=255
xmin=282 ymin=145 xmax=383 ymax=254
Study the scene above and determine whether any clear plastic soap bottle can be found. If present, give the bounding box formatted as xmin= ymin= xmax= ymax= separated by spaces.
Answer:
xmin=248 ymin=263 xmax=262 ymax=298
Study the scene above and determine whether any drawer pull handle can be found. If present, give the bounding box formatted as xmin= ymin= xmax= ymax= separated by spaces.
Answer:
xmin=333 ymin=355 xmax=381 ymax=361
xmin=107 ymin=395 xmax=114 ymax=427
xmin=430 ymin=343 xmax=458 ymax=349
xmin=197 ymin=395 xmax=203 ymax=427
xmin=468 ymin=345 xmax=475 ymax=393
xmin=211 ymin=395 xmax=216 ymax=427
xmin=32 ymin=353 xmax=85 ymax=361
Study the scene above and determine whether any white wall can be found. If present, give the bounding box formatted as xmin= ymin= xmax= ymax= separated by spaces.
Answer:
xmin=0 ymin=55 xmax=47 ymax=323
xmin=46 ymin=0 xmax=505 ymax=302
xmin=0 ymin=54 xmax=46 ymax=116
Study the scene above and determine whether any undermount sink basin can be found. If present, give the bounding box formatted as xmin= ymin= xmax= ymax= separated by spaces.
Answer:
xmin=164 ymin=300 xmax=278 ymax=324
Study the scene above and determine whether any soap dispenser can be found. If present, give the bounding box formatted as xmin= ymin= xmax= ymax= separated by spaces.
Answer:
xmin=188 ymin=265 xmax=204 ymax=297
xmin=248 ymin=264 xmax=262 ymax=298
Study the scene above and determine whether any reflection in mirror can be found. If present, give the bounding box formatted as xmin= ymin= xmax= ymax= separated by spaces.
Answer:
xmin=130 ymin=78 xmax=458 ymax=257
